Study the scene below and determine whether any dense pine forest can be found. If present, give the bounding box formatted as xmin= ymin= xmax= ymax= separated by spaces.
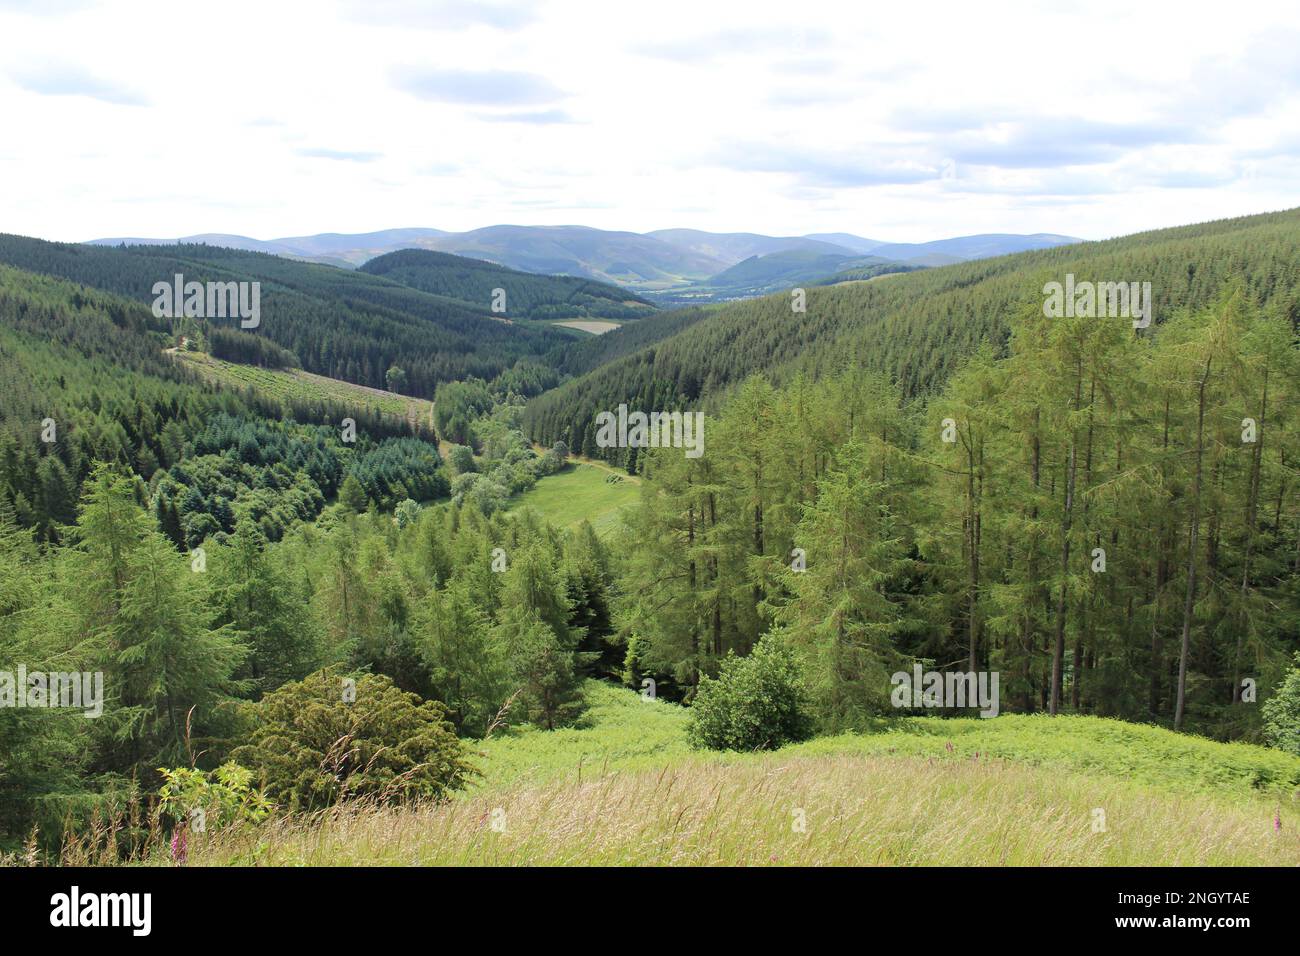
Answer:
xmin=1 ymin=209 xmax=1298 ymax=863
xmin=0 ymin=265 xmax=444 ymax=547
xmin=613 ymin=293 xmax=1297 ymax=738
xmin=360 ymin=248 xmax=657 ymax=321
xmin=0 ymin=235 xmax=580 ymax=398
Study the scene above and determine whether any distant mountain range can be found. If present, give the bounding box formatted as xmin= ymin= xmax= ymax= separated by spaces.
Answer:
xmin=88 ymin=226 xmax=1081 ymax=292
xmin=86 ymin=229 xmax=453 ymax=270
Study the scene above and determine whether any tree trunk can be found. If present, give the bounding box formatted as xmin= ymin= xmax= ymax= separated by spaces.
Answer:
xmin=1073 ymin=376 xmax=1096 ymax=713
xmin=1050 ymin=363 xmax=1082 ymax=715
xmin=966 ymin=425 xmax=982 ymax=673
xmin=1232 ymin=367 xmax=1267 ymax=702
xmin=1174 ymin=356 xmax=1212 ymax=731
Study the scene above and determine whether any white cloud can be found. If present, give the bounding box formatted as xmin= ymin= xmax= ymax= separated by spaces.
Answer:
xmin=9 ymin=61 xmax=148 ymax=106
xmin=0 ymin=0 xmax=1297 ymax=243
xmin=390 ymin=66 xmax=567 ymax=105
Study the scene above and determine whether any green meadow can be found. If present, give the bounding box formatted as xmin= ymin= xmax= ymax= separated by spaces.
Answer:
xmin=509 ymin=462 xmax=638 ymax=536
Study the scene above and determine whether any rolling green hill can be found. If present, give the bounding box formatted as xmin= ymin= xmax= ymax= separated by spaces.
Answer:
xmin=85 ymin=227 xmax=1082 ymax=283
xmin=0 ymin=234 xmax=575 ymax=399
xmin=9 ymin=209 xmax=1299 ymax=866
xmin=644 ymin=229 xmax=859 ymax=263
xmin=424 ymin=224 xmax=725 ymax=288
xmin=87 ymin=228 xmax=453 ymax=265
xmin=359 ymin=248 xmax=656 ymax=321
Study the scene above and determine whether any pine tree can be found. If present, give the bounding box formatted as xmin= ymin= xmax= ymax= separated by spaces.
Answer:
xmin=339 ymin=474 xmax=368 ymax=513
xmin=214 ymin=522 xmax=319 ymax=697
xmin=496 ymin=542 xmax=580 ymax=729
xmin=109 ymin=530 xmax=248 ymax=769
xmin=767 ymin=439 xmax=910 ymax=728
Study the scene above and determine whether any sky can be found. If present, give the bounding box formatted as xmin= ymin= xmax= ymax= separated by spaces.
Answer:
xmin=1 ymin=0 xmax=1298 ymax=244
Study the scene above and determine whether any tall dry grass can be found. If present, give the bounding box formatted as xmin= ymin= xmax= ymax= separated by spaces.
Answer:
xmin=164 ymin=752 xmax=1299 ymax=867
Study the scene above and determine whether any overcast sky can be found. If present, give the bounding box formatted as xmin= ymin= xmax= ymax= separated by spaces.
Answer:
xmin=2 ymin=0 xmax=1298 ymax=243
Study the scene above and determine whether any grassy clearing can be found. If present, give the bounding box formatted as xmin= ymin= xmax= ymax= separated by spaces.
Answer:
xmin=550 ymin=319 xmax=622 ymax=335
xmin=171 ymin=350 xmax=433 ymax=425
xmin=474 ymin=682 xmax=692 ymax=792
xmin=792 ymin=716 xmax=1300 ymax=801
xmin=151 ymin=683 xmax=1300 ymax=866
xmin=480 ymin=682 xmax=1300 ymax=802
xmin=509 ymin=463 xmax=638 ymax=536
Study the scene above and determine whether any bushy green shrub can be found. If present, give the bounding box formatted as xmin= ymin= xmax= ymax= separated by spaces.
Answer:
xmin=233 ymin=670 xmax=476 ymax=810
xmin=157 ymin=763 xmax=272 ymax=834
xmin=1263 ymin=654 xmax=1300 ymax=756
xmin=687 ymin=637 xmax=813 ymax=751
xmin=446 ymin=444 xmax=476 ymax=477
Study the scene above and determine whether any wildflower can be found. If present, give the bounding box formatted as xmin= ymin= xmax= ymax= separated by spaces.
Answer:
xmin=170 ymin=825 xmax=188 ymax=865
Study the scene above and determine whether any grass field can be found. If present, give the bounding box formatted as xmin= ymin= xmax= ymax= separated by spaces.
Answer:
xmin=171 ymin=350 xmax=434 ymax=427
xmin=551 ymin=319 xmax=622 ymax=335
xmin=178 ymin=755 xmax=1299 ymax=866
xmin=476 ymin=682 xmax=1300 ymax=800
xmin=509 ymin=462 xmax=638 ymax=535
xmin=175 ymin=682 xmax=1300 ymax=867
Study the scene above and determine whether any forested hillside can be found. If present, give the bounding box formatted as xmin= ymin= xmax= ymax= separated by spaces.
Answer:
xmin=360 ymin=248 xmax=656 ymax=321
xmin=523 ymin=209 xmax=1300 ymax=453
xmin=610 ymin=291 xmax=1297 ymax=741
xmin=0 ymin=263 xmax=445 ymax=546
xmin=820 ymin=261 xmax=926 ymax=285
xmin=89 ymin=228 xmax=452 ymax=265
xmin=511 ymin=210 xmax=1300 ymax=754
xmin=0 ymin=235 xmax=573 ymax=398
xmin=553 ymin=305 xmax=718 ymax=377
